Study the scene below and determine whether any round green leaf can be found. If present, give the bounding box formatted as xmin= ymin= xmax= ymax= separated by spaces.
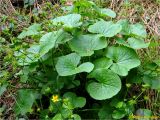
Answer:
xmin=52 ymin=14 xmax=82 ymax=28
xmin=87 ymin=69 xmax=121 ymax=100
xmin=105 ymin=46 xmax=141 ymax=76
xmin=55 ymin=53 xmax=94 ymax=76
xmin=88 ymin=20 xmax=122 ymax=37
xmin=69 ymin=34 xmax=107 ymax=56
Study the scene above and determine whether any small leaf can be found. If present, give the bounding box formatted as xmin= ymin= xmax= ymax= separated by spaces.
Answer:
xmin=55 ymin=53 xmax=94 ymax=76
xmin=130 ymin=23 xmax=147 ymax=38
xmin=105 ymin=46 xmax=140 ymax=76
xmin=88 ymin=20 xmax=122 ymax=37
xmin=63 ymin=92 xmax=86 ymax=109
xmin=98 ymin=105 xmax=112 ymax=119
xmin=78 ymin=62 xmax=94 ymax=73
xmin=52 ymin=114 xmax=63 ymax=120
xmin=117 ymin=19 xmax=130 ymax=35
xmin=136 ymin=109 xmax=152 ymax=120
xmin=69 ymin=34 xmax=107 ymax=56
xmin=112 ymin=110 xmax=126 ymax=119
xmin=70 ymin=114 xmax=81 ymax=120
xmin=99 ymin=8 xmax=116 ymax=18
xmin=18 ymin=23 xmax=41 ymax=39
xmin=117 ymin=20 xmax=147 ymax=38
xmin=143 ymin=75 xmax=160 ymax=90
xmin=52 ymin=14 xmax=82 ymax=28
xmin=0 ymin=83 xmax=8 ymax=96
xmin=87 ymin=69 xmax=121 ymax=100
xmin=93 ymin=57 xmax=113 ymax=71
xmin=14 ymin=90 xmax=39 ymax=115
xmin=127 ymin=37 xmax=149 ymax=49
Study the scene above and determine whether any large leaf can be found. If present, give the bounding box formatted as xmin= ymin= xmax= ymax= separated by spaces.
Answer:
xmin=87 ymin=69 xmax=121 ymax=100
xmin=52 ymin=14 xmax=82 ymax=28
xmin=127 ymin=37 xmax=149 ymax=49
xmin=14 ymin=90 xmax=39 ymax=115
xmin=18 ymin=23 xmax=41 ymax=39
xmin=105 ymin=46 xmax=141 ymax=76
xmin=39 ymin=29 xmax=72 ymax=56
xmin=63 ymin=92 xmax=86 ymax=109
xmin=55 ymin=53 xmax=94 ymax=76
xmin=88 ymin=20 xmax=122 ymax=37
xmin=39 ymin=32 xmax=56 ymax=56
xmin=18 ymin=30 xmax=71 ymax=66
xmin=69 ymin=34 xmax=107 ymax=56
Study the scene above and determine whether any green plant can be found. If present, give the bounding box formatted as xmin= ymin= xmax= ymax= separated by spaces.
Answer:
xmin=12 ymin=0 xmax=157 ymax=119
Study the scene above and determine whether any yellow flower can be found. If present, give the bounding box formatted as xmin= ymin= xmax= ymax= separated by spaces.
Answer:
xmin=51 ymin=95 xmax=59 ymax=103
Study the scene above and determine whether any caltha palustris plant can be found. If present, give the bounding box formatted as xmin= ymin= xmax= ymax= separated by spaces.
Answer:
xmin=14 ymin=0 xmax=149 ymax=119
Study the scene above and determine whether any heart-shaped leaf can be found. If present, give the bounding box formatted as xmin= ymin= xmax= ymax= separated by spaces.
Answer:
xmin=88 ymin=20 xmax=122 ymax=37
xmin=18 ymin=30 xmax=72 ymax=66
xmin=117 ymin=20 xmax=147 ymax=38
xmin=116 ymin=37 xmax=149 ymax=49
xmin=52 ymin=14 xmax=82 ymax=28
xmin=69 ymin=34 xmax=107 ymax=56
xmin=105 ymin=46 xmax=140 ymax=76
xmin=39 ymin=29 xmax=72 ymax=56
xmin=87 ymin=69 xmax=121 ymax=100
xmin=55 ymin=53 xmax=94 ymax=76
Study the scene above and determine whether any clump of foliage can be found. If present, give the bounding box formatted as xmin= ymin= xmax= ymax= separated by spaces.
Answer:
xmin=1 ymin=0 xmax=159 ymax=119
